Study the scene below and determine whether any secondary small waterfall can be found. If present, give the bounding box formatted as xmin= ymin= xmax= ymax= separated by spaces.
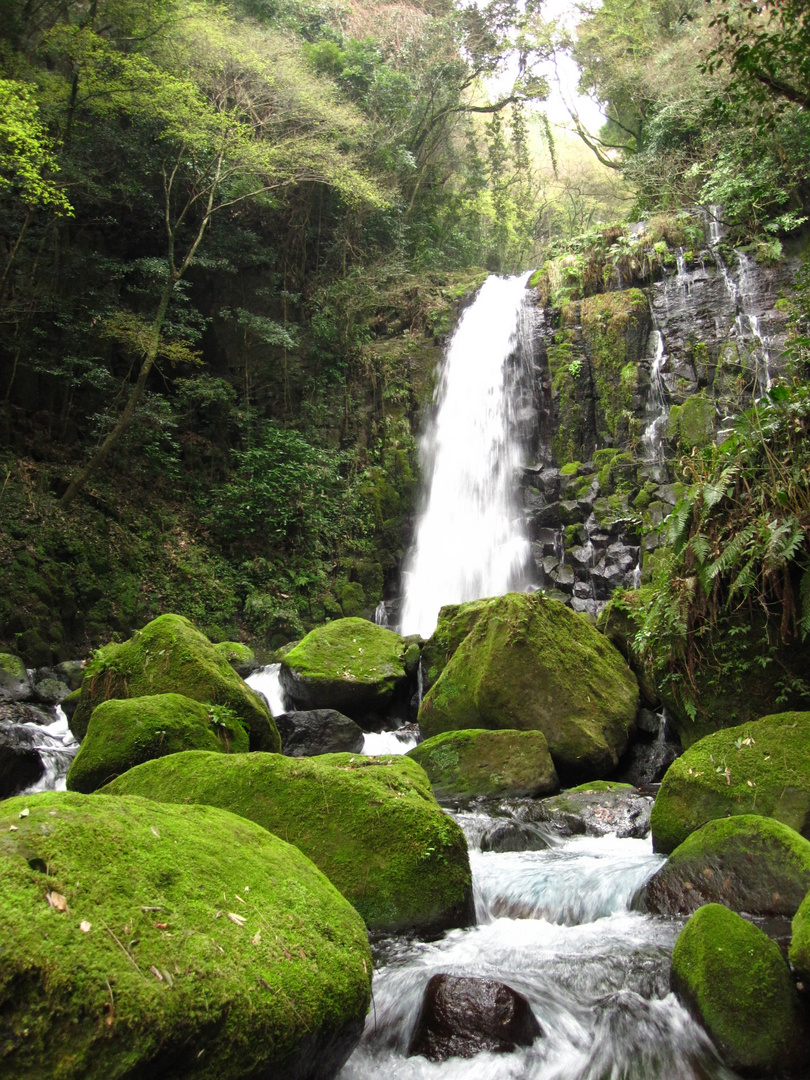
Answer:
xmin=400 ymin=273 xmax=536 ymax=638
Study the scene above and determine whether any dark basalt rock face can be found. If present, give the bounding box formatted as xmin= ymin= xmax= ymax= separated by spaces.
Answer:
xmin=275 ymin=709 xmax=365 ymax=757
xmin=408 ymin=974 xmax=542 ymax=1061
xmin=0 ymin=722 xmax=45 ymax=797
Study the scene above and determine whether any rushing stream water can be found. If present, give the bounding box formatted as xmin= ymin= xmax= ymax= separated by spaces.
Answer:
xmin=339 ymin=810 xmax=741 ymax=1080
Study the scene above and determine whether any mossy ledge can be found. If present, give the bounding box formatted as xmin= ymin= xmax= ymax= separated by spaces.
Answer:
xmin=0 ymin=790 xmax=371 ymax=1080
xmin=70 ymin=614 xmax=279 ymax=752
xmin=102 ymin=750 xmax=472 ymax=935
xmin=66 ymin=693 xmax=248 ymax=793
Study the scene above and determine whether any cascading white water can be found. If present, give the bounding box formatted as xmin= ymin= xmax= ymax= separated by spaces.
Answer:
xmin=17 ymin=704 xmax=79 ymax=794
xmin=641 ymin=319 xmax=668 ymax=467
xmin=339 ymin=814 xmax=738 ymax=1080
xmin=246 ymin=664 xmax=287 ymax=716
xmin=399 ymin=273 xmax=535 ymax=639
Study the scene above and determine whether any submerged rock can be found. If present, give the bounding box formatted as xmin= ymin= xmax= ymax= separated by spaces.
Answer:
xmin=280 ymin=618 xmax=410 ymax=728
xmin=638 ymin=815 xmax=810 ymax=917
xmin=0 ymin=722 xmax=45 ymax=797
xmin=671 ymin=904 xmax=809 ymax=1076
xmin=417 ymin=593 xmax=638 ymax=780
xmin=275 ymin=709 xmax=365 ymax=757
xmin=408 ymin=729 xmax=559 ymax=801
xmin=520 ymin=787 xmax=653 ymax=839
xmin=102 ymin=750 xmax=472 ymax=935
xmin=0 ymin=790 xmax=371 ymax=1080
xmin=0 ymin=653 xmax=31 ymax=703
xmin=69 ymin=614 xmax=278 ymax=752
xmin=408 ymin=974 xmax=541 ymax=1061
xmin=650 ymin=711 xmax=810 ymax=854
xmin=66 ymin=693 xmax=248 ymax=793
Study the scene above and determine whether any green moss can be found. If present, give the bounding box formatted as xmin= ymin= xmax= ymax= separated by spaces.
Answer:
xmin=0 ymin=790 xmax=371 ymax=1080
xmin=420 ymin=598 xmax=494 ymax=691
xmin=560 ymin=461 xmax=582 ymax=476
xmin=566 ymin=780 xmax=634 ymax=792
xmin=790 ymin=889 xmax=810 ymax=983
xmin=671 ymin=904 xmax=808 ymax=1075
xmin=650 ymin=712 xmax=810 ymax=854
xmin=213 ymin=641 xmax=255 ymax=668
xmin=418 ymin=592 xmax=639 ymax=779
xmin=644 ymin=814 xmax=810 ymax=917
xmin=408 ymin=728 xmax=559 ymax=801
xmin=339 ymin=581 xmax=366 ymax=618
xmin=102 ymin=751 xmax=471 ymax=935
xmin=0 ymin=652 xmax=26 ymax=679
xmin=66 ymin=694 xmax=247 ymax=793
xmin=70 ymin=614 xmax=278 ymax=752
xmin=280 ymin=618 xmax=408 ymax=719
xmin=668 ymin=392 xmax=715 ymax=451
xmin=547 ymin=341 xmax=590 ymax=464
xmin=580 ymin=289 xmax=649 ymax=446
xmin=596 ymin=451 xmax=635 ymax=496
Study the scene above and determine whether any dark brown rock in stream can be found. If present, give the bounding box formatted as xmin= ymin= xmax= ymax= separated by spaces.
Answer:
xmin=408 ymin=974 xmax=542 ymax=1061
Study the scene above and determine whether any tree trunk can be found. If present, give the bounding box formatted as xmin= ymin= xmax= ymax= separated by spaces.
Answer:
xmin=59 ymin=276 xmax=175 ymax=509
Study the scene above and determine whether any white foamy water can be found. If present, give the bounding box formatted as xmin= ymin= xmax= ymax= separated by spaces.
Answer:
xmin=361 ymin=731 xmax=418 ymax=756
xmin=19 ymin=704 xmax=79 ymax=794
xmin=246 ymin=663 xmax=287 ymax=716
xmin=340 ymin=827 xmax=737 ymax=1080
xmin=399 ymin=273 xmax=536 ymax=638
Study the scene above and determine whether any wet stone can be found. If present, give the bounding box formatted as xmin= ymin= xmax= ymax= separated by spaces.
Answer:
xmin=517 ymin=789 xmax=654 ymax=840
xmin=275 ymin=709 xmax=365 ymax=757
xmin=408 ymin=974 xmax=542 ymax=1062
xmin=0 ymin=723 xmax=45 ymax=797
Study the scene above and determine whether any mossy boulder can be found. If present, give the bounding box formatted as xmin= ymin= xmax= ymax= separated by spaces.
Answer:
xmin=566 ymin=780 xmax=634 ymax=793
xmin=213 ymin=641 xmax=257 ymax=677
xmin=667 ymin=391 xmax=715 ymax=451
xmin=70 ymin=614 xmax=278 ymax=752
xmin=420 ymin=599 xmax=493 ymax=692
xmin=103 ymin=751 xmax=472 ymax=935
xmin=66 ymin=694 xmax=248 ymax=793
xmin=417 ymin=593 xmax=639 ymax=779
xmin=0 ymin=790 xmax=371 ymax=1080
xmin=0 ymin=652 xmax=30 ymax=702
xmin=671 ymin=904 xmax=809 ymax=1076
xmin=650 ymin=712 xmax=810 ymax=854
xmin=639 ymin=815 xmax=810 ymax=917
xmin=789 ymin=890 xmax=810 ymax=984
xmin=407 ymin=729 xmax=559 ymax=801
xmin=280 ymin=618 xmax=409 ymax=727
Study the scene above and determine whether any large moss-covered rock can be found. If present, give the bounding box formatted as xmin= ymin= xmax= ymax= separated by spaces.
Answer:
xmin=789 ymin=890 xmax=810 ymax=984
xmin=70 ymin=614 xmax=278 ymax=752
xmin=650 ymin=712 xmax=810 ymax=854
xmin=66 ymin=694 xmax=248 ymax=793
xmin=639 ymin=815 xmax=810 ymax=917
xmin=408 ymin=729 xmax=559 ymax=801
xmin=213 ymin=641 xmax=257 ymax=677
xmin=0 ymin=790 xmax=371 ymax=1080
xmin=280 ymin=618 xmax=409 ymax=727
xmin=103 ymin=751 xmax=472 ymax=935
xmin=671 ymin=904 xmax=809 ymax=1076
xmin=420 ymin=599 xmax=493 ymax=692
xmin=418 ymin=593 xmax=638 ymax=779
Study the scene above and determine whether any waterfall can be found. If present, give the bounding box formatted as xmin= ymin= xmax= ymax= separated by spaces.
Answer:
xmin=246 ymin=664 xmax=287 ymax=716
xmin=641 ymin=319 xmax=668 ymax=467
xmin=400 ymin=273 xmax=536 ymax=638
